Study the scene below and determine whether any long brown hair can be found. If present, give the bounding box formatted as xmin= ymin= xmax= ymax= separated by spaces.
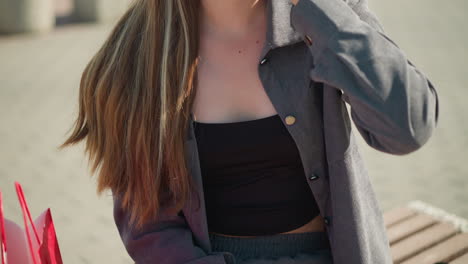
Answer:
xmin=58 ymin=0 xmax=201 ymax=230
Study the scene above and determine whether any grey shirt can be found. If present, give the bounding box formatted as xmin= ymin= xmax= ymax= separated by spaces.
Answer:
xmin=113 ymin=0 xmax=440 ymax=263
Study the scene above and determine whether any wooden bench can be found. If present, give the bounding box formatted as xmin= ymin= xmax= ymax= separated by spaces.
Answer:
xmin=384 ymin=200 xmax=468 ymax=264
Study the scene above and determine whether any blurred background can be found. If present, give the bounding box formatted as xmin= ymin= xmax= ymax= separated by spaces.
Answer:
xmin=0 ymin=0 xmax=466 ymax=263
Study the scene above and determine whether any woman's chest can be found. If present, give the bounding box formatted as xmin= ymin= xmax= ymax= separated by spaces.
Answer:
xmin=193 ymin=59 xmax=276 ymax=122
xmin=193 ymin=43 xmax=316 ymax=124
xmin=193 ymin=34 xmax=277 ymax=122
xmin=184 ymin=44 xmax=338 ymax=246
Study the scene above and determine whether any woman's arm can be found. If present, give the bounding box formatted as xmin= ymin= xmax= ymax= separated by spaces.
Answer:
xmin=290 ymin=0 xmax=439 ymax=155
xmin=113 ymin=194 xmax=236 ymax=264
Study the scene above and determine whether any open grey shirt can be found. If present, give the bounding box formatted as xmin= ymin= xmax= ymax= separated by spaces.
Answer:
xmin=113 ymin=0 xmax=440 ymax=263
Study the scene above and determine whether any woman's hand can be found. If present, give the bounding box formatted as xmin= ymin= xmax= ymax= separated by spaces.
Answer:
xmin=290 ymin=0 xmax=299 ymax=6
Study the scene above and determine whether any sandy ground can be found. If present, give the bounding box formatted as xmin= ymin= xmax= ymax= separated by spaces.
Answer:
xmin=0 ymin=0 xmax=467 ymax=263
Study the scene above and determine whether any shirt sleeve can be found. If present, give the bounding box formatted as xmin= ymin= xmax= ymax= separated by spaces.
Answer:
xmin=290 ymin=0 xmax=440 ymax=155
xmin=112 ymin=193 xmax=236 ymax=264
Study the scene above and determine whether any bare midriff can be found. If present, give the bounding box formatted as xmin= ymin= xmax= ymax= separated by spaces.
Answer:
xmin=208 ymin=214 xmax=326 ymax=238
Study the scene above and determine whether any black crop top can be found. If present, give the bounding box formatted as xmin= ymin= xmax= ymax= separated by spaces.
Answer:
xmin=193 ymin=114 xmax=321 ymax=236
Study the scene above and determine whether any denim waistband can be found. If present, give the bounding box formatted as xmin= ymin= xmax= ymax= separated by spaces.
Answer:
xmin=209 ymin=231 xmax=331 ymax=260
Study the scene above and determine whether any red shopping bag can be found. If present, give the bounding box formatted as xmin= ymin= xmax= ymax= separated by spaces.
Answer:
xmin=0 ymin=182 xmax=63 ymax=264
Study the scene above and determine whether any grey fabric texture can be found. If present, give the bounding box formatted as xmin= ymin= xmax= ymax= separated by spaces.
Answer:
xmin=112 ymin=0 xmax=440 ymax=263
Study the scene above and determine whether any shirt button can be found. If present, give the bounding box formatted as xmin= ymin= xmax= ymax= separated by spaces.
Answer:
xmin=260 ymin=58 xmax=268 ymax=65
xmin=285 ymin=115 xmax=296 ymax=125
xmin=304 ymin=35 xmax=313 ymax=46
xmin=324 ymin=216 xmax=331 ymax=226
xmin=309 ymin=173 xmax=319 ymax=181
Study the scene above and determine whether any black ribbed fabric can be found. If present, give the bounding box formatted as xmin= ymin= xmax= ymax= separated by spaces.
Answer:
xmin=194 ymin=114 xmax=321 ymax=236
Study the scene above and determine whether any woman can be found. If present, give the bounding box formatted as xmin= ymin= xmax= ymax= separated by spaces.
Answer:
xmin=59 ymin=0 xmax=439 ymax=263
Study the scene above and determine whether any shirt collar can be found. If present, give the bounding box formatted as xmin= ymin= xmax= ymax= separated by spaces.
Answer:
xmin=261 ymin=0 xmax=304 ymax=58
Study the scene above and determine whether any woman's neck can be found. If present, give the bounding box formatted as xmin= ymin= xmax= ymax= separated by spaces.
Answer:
xmin=199 ymin=0 xmax=267 ymax=41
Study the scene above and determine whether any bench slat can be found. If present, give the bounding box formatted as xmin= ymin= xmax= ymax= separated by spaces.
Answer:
xmin=390 ymin=222 xmax=458 ymax=263
xmin=384 ymin=206 xmax=417 ymax=228
xmin=400 ymin=233 xmax=468 ymax=264
xmin=387 ymin=214 xmax=437 ymax=244
xmin=450 ymin=252 xmax=468 ymax=264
